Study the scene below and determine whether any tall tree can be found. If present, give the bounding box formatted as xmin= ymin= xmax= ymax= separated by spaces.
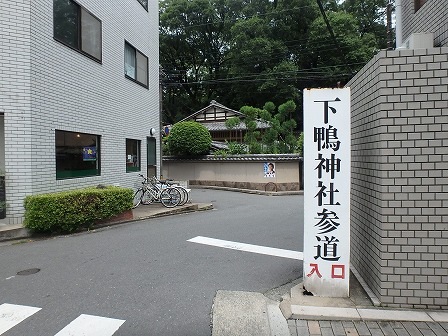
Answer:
xmin=160 ymin=0 xmax=239 ymax=122
xmin=341 ymin=0 xmax=389 ymax=48
xmin=159 ymin=0 xmax=388 ymax=124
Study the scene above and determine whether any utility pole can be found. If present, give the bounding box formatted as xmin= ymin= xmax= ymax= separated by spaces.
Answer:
xmin=387 ymin=0 xmax=393 ymax=50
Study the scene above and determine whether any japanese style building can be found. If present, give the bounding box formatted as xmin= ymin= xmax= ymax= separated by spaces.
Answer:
xmin=177 ymin=100 xmax=270 ymax=143
xmin=348 ymin=0 xmax=447 ymax=309
xmin=0 ymin=0 xmax=160 ymax=224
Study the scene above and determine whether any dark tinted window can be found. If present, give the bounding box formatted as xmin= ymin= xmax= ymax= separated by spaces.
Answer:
xmin=56 ymin=130 xmax=101 ymax=179
xmin=53 ymin=0 xmax=102 ymax=62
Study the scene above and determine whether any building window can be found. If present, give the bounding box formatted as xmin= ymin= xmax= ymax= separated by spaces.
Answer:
xmin=137 ymin=0 xmax=148 ymax=10
xmin=53 ymin=0 xmax=102 ymax=62
xmin=124 ymin=42 xmax=148 ymax=87
xmin=414 ymin=0 xmax=428 ymax=12
xmin=56 ymin=130 xmax=101 ymax=179
xmin=126 ymin=139 xmax=141 ymax=172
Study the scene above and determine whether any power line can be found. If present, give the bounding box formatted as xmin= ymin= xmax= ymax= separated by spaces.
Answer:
xmin=161 ymin=61 xmax=364 ymax=87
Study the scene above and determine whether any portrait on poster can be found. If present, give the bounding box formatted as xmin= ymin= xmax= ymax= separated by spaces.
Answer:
xmin=264 ymin=162 xmax=275 ymax=178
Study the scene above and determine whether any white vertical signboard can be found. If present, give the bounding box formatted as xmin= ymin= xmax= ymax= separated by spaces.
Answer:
xmin=303 ymin=88 xmax=351 ymax=297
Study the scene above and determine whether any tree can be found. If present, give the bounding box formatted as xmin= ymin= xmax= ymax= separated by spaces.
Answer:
xmin=159 ymin=0 xmax=388 ymax=124
xmin=160 ymin=0 xmax=241 ymax=122
xmin=341 ymin=0 xmax=389 ymax=49
xmin=302 ymin=10 xmax=378 ymax=85
xmin=239 ymin=106 xmax=263 ymax=154
xmin=167 ymin=121 xmax=212 ymax=156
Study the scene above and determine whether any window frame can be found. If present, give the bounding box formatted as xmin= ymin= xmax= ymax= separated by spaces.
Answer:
xmin=137 ymin=0 xmax=148 ymax=11
xmin=55 ymin=130 xmax=101 ymax=180
xmin=126 ymin=139 xmax=142 ymax=173
xmin=414 ymin=0 xmax=428 ymax=12
xmin=53 ymin=0 xmax=103 ymax=63
xmin=124 ymin=41 xmax=149 ymax=88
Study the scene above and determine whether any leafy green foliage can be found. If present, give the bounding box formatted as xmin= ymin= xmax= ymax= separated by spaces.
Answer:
xmin=225 ymin=116 xmax=242 ymax=130
xmin=227 ymin=142 xmax=247 ymax=154
xmin=160 ymin=0 xmax=388 ymax=124
xmin=167 ymin=121 xmax=212 ymax=156
xmin=23 ymin=187 xmax=133 ymax=233
xmin=213 ymin=149 xmax=228 ymax=158
xmin=223 ymin=99 xmax=301 ymax=154
xmin=297 ymin=132 xmax=304 ymax=156
xmin=239 ymin=106 xmax=264 ymax=154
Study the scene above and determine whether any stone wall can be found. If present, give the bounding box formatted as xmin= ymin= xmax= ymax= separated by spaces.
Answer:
xmin=347 ymin=47 xmax=448 ymax=309
xmin=162 ymin=155 xmax=302 ymax=192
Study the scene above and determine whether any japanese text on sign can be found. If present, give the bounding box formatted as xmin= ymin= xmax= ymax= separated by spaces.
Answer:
xmin=303 ymin=88 xmax=351 ymax=297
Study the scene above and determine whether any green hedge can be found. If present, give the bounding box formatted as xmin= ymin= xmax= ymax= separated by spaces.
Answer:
xmin=24 ymin=186 xmax=133 ymax=233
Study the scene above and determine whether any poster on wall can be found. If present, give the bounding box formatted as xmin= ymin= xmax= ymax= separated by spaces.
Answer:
xmin=303 ymin=88 xmax=351 ymax=297
xmin=83 ymin=147 xmax=97 ymax=161
xmin=264 ymin=162 xmax=275 ymax=177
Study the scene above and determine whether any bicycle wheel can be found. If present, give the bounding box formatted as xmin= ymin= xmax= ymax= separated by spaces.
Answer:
xmin=160 ymin=188 xmax=181 ymax=208
xmin=141 ymin=189 xmax=156 ymax=205
xmin=132 ymin=189 xmax=144 ymax=208
xmin=176 ymin=186 xmax=189 ymax=206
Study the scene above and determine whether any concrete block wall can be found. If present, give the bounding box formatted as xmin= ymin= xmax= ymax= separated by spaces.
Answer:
xmin=401 ymin=0 xmax=448 ymax=47
xmin=0 ymin=0 xmax=160 ymax=223
xmin=0 ymin=0 xmax=33 ymax=223
xmin=347 ymin=47 xmax=448 ymax=309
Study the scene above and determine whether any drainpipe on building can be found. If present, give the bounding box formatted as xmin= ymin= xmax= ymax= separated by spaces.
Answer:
xmin=159 ymin=66 xmax=164 ymax=178
xmin=395 ymin=0 xmax=403 ymax=48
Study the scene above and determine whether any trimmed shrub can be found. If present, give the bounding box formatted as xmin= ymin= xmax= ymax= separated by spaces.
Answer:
xmin=24 ymin=186 xmax=133 ymax=233
xmin=167 ymin=121 xmax=212 ymax=156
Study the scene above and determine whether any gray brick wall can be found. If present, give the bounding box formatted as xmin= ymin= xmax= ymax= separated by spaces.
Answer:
xmin=347 ymin=47 xmax=448 ymax=309
xmin=0 ymin=0 xmax=160 ymax=223
xmin=401 ymin=0 xmax=448 ymax=47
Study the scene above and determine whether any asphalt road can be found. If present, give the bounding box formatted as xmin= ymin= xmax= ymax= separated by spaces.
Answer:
xmin=0 ymin=189 xmax=303 ymax=336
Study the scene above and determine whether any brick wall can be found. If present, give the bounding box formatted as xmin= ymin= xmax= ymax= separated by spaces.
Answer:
xmin=347 ymin=47 xmax=448 ymax=309
xmin=0 ymin=0 xmax=160 ymax=223
xmin=401 ymin=0 xmax=448 ymax=47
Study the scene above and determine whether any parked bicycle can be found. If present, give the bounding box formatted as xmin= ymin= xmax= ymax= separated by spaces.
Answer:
xmin=157 ymin=178 xmax=190 ymax=206
xmin=132 ymin=174 xmax=181 ymax=208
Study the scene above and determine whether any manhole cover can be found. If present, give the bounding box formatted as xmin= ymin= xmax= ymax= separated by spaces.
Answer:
xmin=17 ymin=268 xmax=40 ymax=276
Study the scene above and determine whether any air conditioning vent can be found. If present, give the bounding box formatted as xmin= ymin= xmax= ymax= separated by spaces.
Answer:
xmin=398 ymin=32 xmax=434 ymax=50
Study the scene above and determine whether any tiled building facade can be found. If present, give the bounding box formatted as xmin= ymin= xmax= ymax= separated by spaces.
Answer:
xmin=347 ymin=0 xmax=447 ymax=309
xmin=0 ymin=0 xmax=160 ymax=224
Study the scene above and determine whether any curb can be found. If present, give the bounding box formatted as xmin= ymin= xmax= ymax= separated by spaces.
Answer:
xmin=192 ymin=185 xmax=303 ymax=196
xmin=0 ymin=225 xmax=30 ymax=242
xmin=0 ymin=203 xmax=213 ymax=243
xmin=290 ymin=305 xmax=448 ymax=323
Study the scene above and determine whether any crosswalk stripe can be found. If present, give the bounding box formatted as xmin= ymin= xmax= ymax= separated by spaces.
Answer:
xmin=54 ymin=314 xmax=125 ymax=336
xmin=188 ymin=236 xmax=303 ymax=260
xmin=0 ymin=303 xmax=41 ymax=334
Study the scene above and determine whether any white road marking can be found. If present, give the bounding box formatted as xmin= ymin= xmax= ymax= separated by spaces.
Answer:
xmin=188 ymin=236 xmax=303 ymax=260
xmin=0 ymin=303 xmax=41 ymax=334
xmin=5 ymin=276 xmax=15 ymax=280
xmin=54 ymin=314 xmax=125 ymax=336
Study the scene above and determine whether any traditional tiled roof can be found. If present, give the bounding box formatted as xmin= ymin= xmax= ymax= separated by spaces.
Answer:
xmin=203 ymin=120 xmax=270 ymax=131
xmin=176 ymin=100 xmax=270 ymax=131
xmin=163 ymin=154 xmax=302 ymax=161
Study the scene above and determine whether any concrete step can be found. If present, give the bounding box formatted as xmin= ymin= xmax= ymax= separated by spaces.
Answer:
xmin=0 ymin=224 xmax=30 ymax=242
